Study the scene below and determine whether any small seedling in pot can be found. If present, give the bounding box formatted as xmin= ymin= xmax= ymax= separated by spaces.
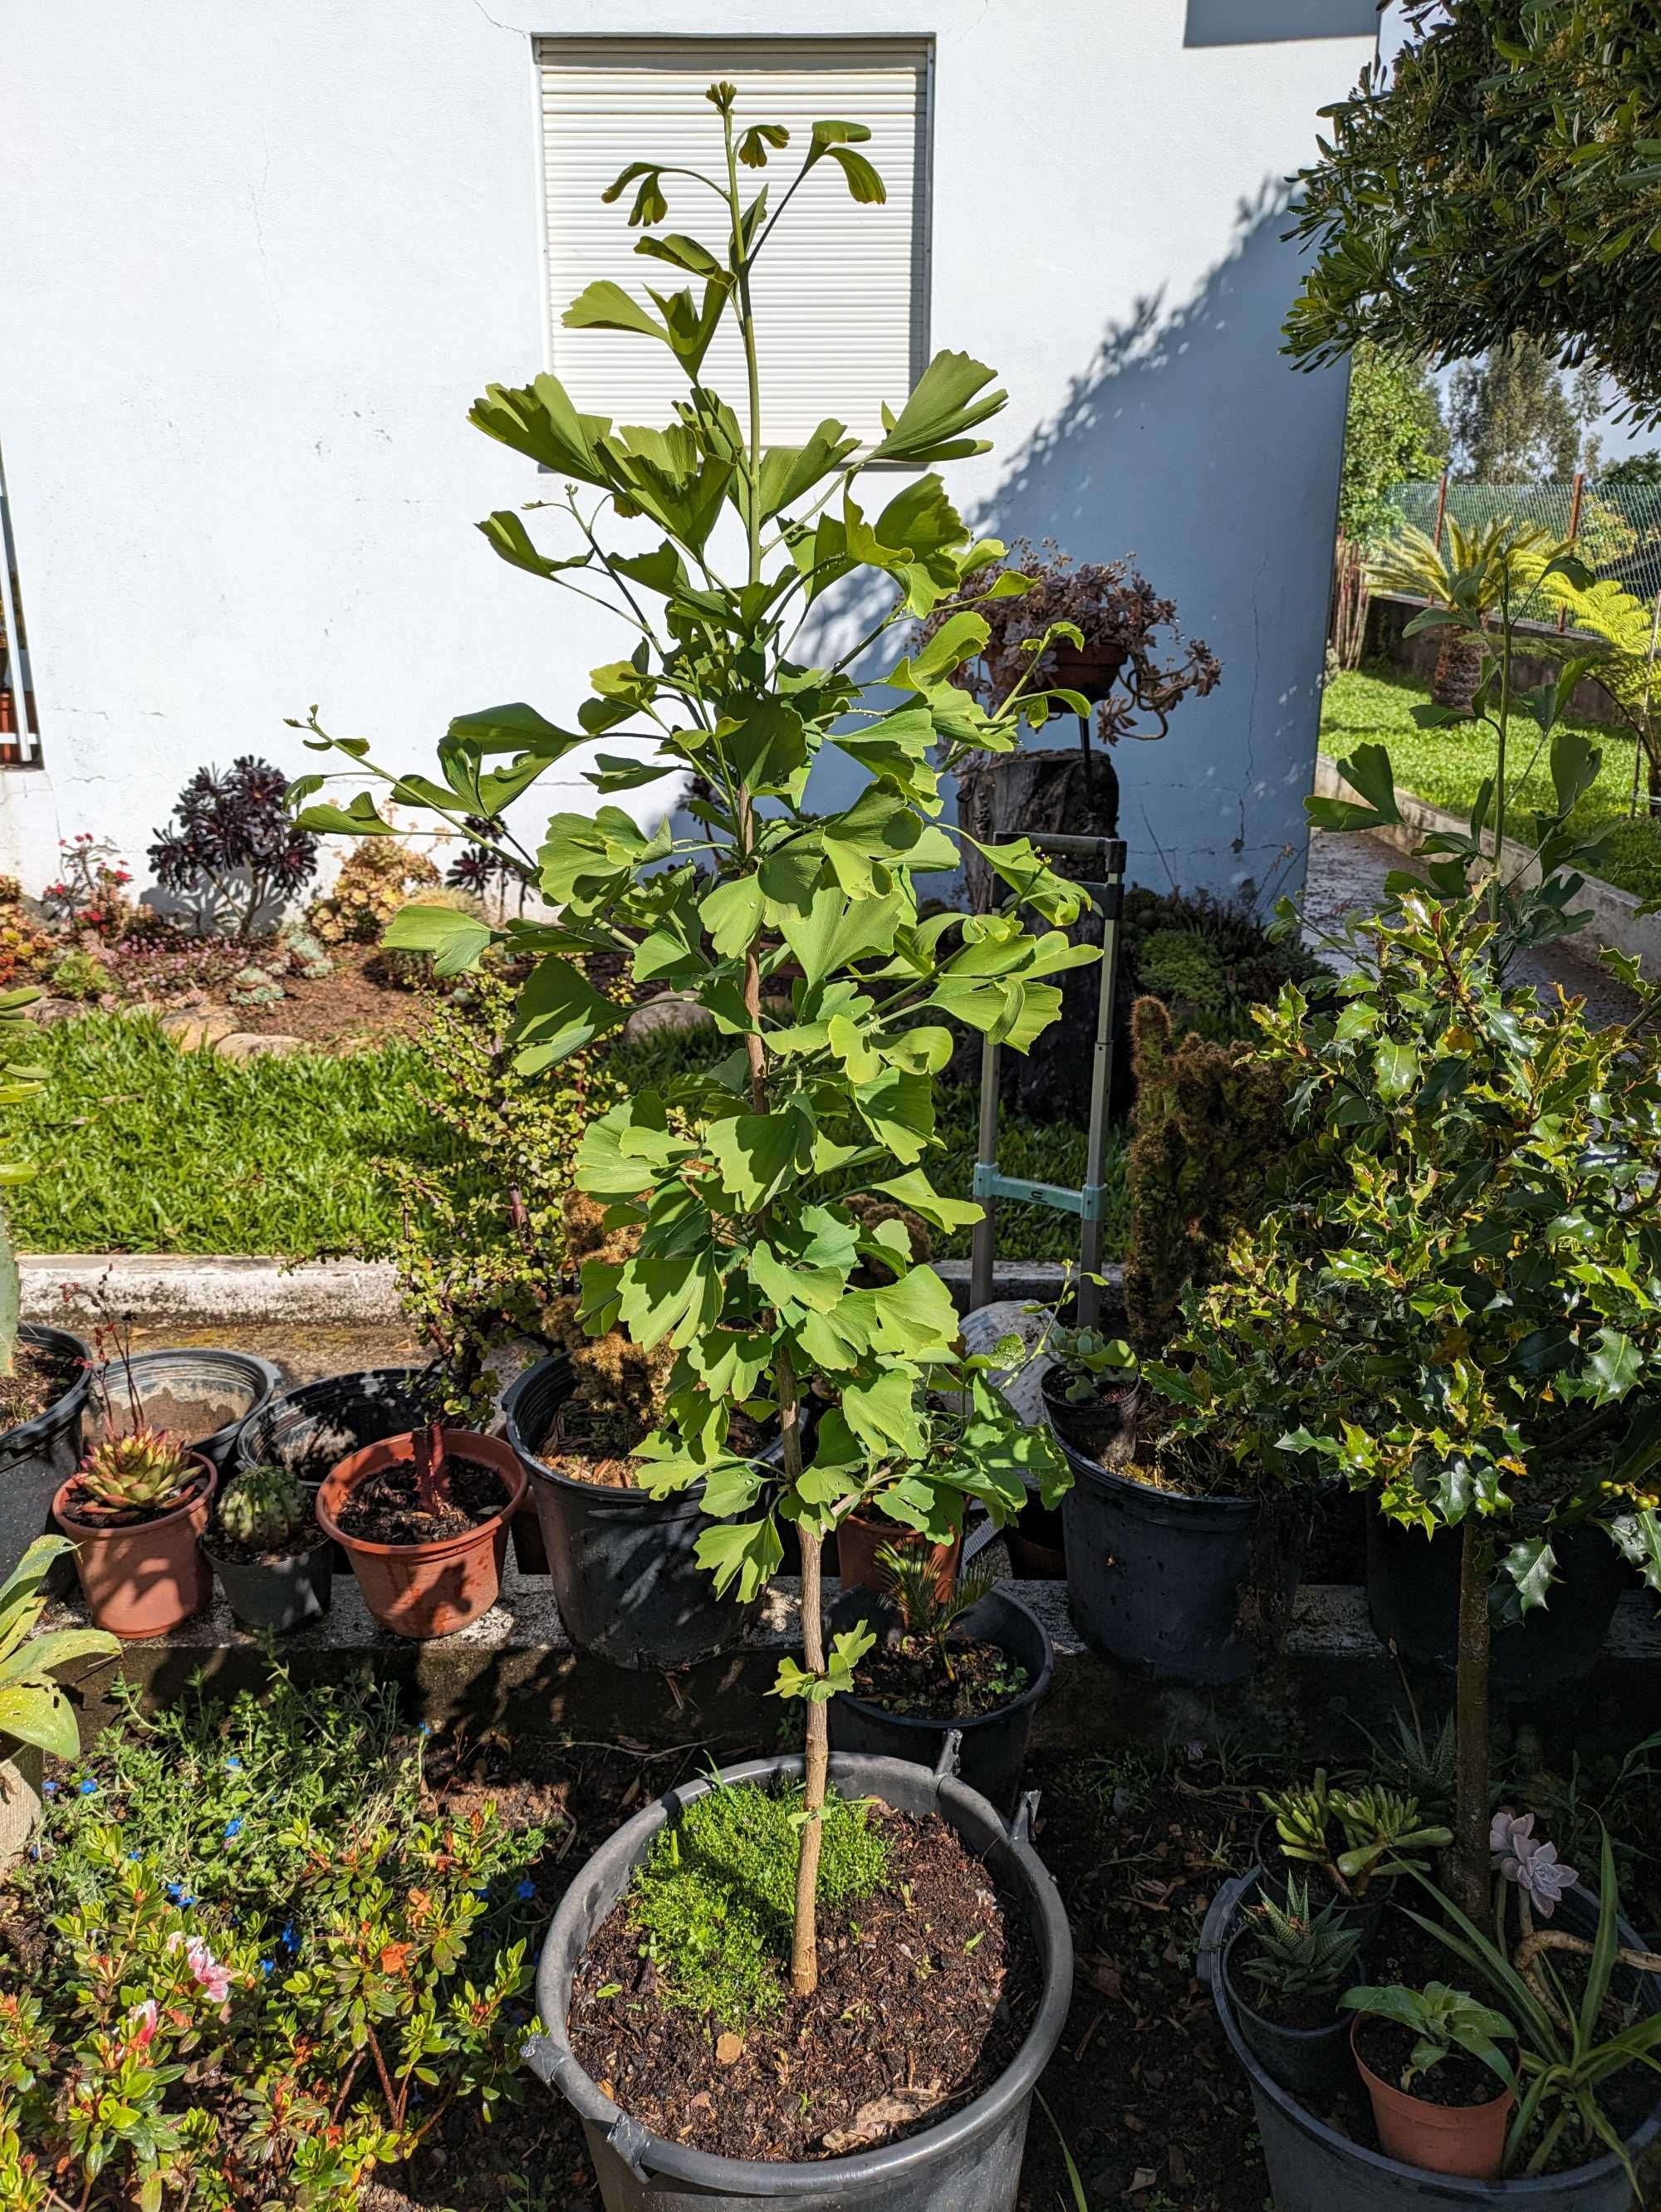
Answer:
xmin=73 ymin=1427 xmax=197 ymax=1519
xmin=877 ymin=1543 xmax=997 ymax=1686
xmin=1239 ymin=1874 xmax=1363 ymax=2006
xmin=218 ymin=1463 xmax=311 ymax=1554
xmin=1342 ymin=1982 xmax=1516 ymax=2097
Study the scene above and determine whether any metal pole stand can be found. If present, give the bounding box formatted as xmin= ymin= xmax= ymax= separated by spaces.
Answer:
xmin=968 ymin=834 xmax=1127 ymax=1329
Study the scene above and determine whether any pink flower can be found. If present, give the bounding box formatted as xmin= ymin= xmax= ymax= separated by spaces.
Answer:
xmin=166 ymin=1931 xmax=233 ymax=2005
xmin=131 ymin=1999 xmax=159 ymax=2048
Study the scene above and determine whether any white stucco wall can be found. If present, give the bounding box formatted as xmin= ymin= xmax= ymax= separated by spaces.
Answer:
xmin=2 ymin=0 xmax=1375 ymax=904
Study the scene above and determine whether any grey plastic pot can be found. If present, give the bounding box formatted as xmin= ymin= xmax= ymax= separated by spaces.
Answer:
xmin=0 ymin=1323 xmax=91 ymax=1595
xmin=92 ymin=1348 xmax=282 ymax=1473
xmin=1366 ymin=1516 xmax=1628 ymax=1693
xmin=1200 ymin=1872 xmax=1661 ymax=2210
xmin=524 ymin=1744 xmax=1073 ymax=2211
xmin=203 ymin=1534 xmax=332 ymax=1634
xmin=1061 ymin=1439 xmax=1289 ymax=1686
xmin=826 ymin=1585 xmax=1054 ymax=1810
xmin=505 ymin=1353 xmax=777 ymax=1669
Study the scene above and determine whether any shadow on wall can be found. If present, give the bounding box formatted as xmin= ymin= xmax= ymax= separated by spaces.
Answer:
xmin=1183 ymin=0 xmax=1379 ymax=43
xmin=802 ymin=184 xmax=1341 ymax=909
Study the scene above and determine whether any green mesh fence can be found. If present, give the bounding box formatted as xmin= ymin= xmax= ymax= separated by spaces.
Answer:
xmin=1385 ymin=478 xmax=1661 ymax=612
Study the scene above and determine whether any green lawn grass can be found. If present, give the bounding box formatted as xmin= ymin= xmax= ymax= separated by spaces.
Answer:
xmin=14 ymin=1013 xmax=1122 ymax=1265
xmin=1319 ymin=665 xmax=1661 ymax=906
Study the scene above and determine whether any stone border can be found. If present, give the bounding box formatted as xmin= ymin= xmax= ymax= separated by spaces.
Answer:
xmin=21 ymin=1253 xmax=1083 ymax=1325
xmin=1315 ymin=753 xmax=1661 ymax=977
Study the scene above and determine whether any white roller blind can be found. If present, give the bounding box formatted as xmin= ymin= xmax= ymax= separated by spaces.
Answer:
xmin=537 ymin=37 xmax=931 ymax=448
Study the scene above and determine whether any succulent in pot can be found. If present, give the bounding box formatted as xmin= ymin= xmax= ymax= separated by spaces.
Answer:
xmin=1342 ymin=1981 xmax=1517 ymax=2180
xmin=0 ymin=1534 xmax=120 ymax=1868
xmin=204 ymin=1461 xmax=332 ymax=1635
xmin=52 ymin=1426 xmax=215 ymax=1638
xmin=296 ymin=75 xmax=1086 ymax=2191
xmin=1224 ymin=1873 xmax=1366 ymax=2097
xmin=1036 ymin=1297 xmax=1139 ymax=1462
xmin=1257 ymin=1772 xmax=1451 ymax=1934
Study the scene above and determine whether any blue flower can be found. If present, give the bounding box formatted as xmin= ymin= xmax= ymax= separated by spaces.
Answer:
xmin=515 ymin=1879 xmax=535 ymax=1901
xmin=225 ymin=1756 xmax=242 ymax=1771
xmin=418 ymin=1721 xmax=431 ymax=1736
xmin=280 ymin=1921 xmax=298 ymax=1950
xmin=127 ymin=1851 xmax=141 ymax=1862
xmin=42 ymin=1780 xmax=57 ymax=1797
xmin=224 ymin=1818 xmax=243 ymax=1840
xmin=260 ymin=1959 xmax=274 ymax=1976
xmin=167 ymin=1882 xmax=182 ymax=1901
xmin=78 ymin=1778 xmax=97 ymax=1797
xmin=474 ymin=1882 xmax=490 ymax=1897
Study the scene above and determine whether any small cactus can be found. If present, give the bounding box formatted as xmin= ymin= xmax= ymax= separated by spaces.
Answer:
xmin=76 ymin=1427 xmax=195 ymax=1515
xmin=218 ymin=1462 xmax=308 ymax=1549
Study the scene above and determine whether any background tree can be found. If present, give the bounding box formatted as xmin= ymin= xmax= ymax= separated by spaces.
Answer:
xmin=1604 ymin=451 xmax=1661 ymax=489
xmin=1449 ymin=337 xmax=1590 ymax=484
xmin=1340 ymin=341 xmax=1448 ymax=546
xmin=1285 ymin=1 xmax=1661 ymax=431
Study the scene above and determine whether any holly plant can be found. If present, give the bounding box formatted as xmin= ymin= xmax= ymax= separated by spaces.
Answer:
xmin=292 ymin=84 xmax=1079 ymax=1995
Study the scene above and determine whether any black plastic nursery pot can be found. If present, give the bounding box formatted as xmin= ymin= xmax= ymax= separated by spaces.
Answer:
xmin=93 ymin=1348 xmax=282 ymax=1473
xmin=233 ymin=1365 xmax=439 ymax=1576
xmin=1061 ymin=1438 xmax=1291 ymax=1686
xmin=826 ymin=1585 xmax=1054 ymax=1810
xmin=1220 ymin=1925 xmax=1360 ymax=2102
xmin=505 ymin=1352 xmax=773 ymax=1670
xmin=1200 ymin=1871 xmax=1661 ymax=2211
xmin=1039 ymin=1365 xmax=1139 ymax=1464
xmin=1366 ymin=1515 xmax=1629 ymax=1693
xmin=203 ymin=1535 xmax=333 ymax=1635
xmin=0 ymin=1323 xmax=92 ymax=1594
xmin=524 ymin=1747 xmax=1074 ymax=2212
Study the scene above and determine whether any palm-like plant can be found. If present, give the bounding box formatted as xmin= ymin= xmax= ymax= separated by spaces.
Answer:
xmin=1369 ymin=516 xmax=1554 ymax=711
xmin=876 ymin=1542 xmax=993 ymax=1684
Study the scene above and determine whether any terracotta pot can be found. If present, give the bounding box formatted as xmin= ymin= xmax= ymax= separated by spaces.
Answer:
xmin=1351 ymin=2016 xmax=1513 ymax=2180
xmin=52 ymin=1456 xmax=216 ymax=1638
xmin=1048 ymin=641 xmax=1127 ymax=705
xmin=317 ymin=1428 xmax=526 ymax=1641
xmin=835 ymin=1507 xmax=961 ymax=1601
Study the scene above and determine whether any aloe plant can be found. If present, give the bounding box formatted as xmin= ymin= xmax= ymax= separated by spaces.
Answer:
xmin=296 ymin=82 xmax=1080 ymax=1997
xmin=0 ymin=1536 xmax=118 ymax=1762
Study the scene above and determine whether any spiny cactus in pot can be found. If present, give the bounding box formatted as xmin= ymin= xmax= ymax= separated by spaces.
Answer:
xmin=206 ymin=1461 xmax=331 ymax=1634
xmin=218 ymin=1463 xmax=308 ymax=1551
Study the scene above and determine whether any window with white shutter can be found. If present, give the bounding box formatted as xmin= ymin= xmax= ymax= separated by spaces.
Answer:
xmin=536 ymin=37 xmax=932 ymax=450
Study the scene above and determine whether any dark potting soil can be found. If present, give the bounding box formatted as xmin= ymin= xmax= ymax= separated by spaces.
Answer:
xmin=334 ymin=1457 xmax=508 ymax=1545
xmin=566 ymin=1806 xmax=1040 ymax=2164
xmin=851 ymin=1633 xmax=1031 ymax=1720
xmin=205 ymin=1510 xmax=326 ymax=1568
xmin=541 ymin=1402 xmax=769 ymax=1492
xmin=0 ymin=1341 xmax=71 ymax=1434
xmin=1237 ymin=1970 xmax=1349 ymax=2033
xmin=1352 ymin=2009 xmax=1507 ymax=2109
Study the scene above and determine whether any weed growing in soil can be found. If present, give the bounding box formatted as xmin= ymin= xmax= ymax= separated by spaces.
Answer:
xmin=630 ymin=1781 xmax=891 ymax=2030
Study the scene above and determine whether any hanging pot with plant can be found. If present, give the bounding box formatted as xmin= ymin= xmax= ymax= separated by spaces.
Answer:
xmin=52 ymin=1427 xmax=216 ymax=1637
xmin=203 ymin=1461 xmax=332 ymax=1633
xmin=317 ymin=1422 xmax=524 ymax=1640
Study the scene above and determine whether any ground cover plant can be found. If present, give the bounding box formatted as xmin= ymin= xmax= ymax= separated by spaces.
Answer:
xmin=0 ymin=1671 xmax=542 ymax=2212
xmin=1318 ymin=666 xmax=1661 ymax=903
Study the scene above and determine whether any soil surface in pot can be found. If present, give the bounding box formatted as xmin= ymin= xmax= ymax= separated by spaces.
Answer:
xmin=1234 ymin=1962 xmax=1350 ymax=2033
xmin=1352 ymin=2009 xmax=1507 ymax=2111
xmin=58 ymin=1463 xmax=210 ymax=1529
xmin=0 ymin=1341 xmax=71 ymax=1432
xmin=537 ymin=1402 xmax=765 ymax=1491
xmin=850 ymin=1632 xmax=1031 ymax=1720
xmin=334 ymin=1456 xmax=508 ymax=1545
xmin=566 ymin=1803 xmax=1040 ymax=2164
xmin=204 ymin=1511 xmax=326 ymax=1568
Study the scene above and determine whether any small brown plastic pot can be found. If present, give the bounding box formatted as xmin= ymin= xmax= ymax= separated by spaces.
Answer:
xmin=52 ymin=1456 xmax=216 ymax=1638
xmin=1350 ymin=2016 xmax=1514 ymax=2180
xmin=316 ymin=1429 xmax=526 ymax=1641
xmin=835 ymin=1507 xmax=961 ymax=1600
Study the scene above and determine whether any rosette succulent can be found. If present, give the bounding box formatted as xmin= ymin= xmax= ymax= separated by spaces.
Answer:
xmin=76 ymin=1427 xmax=196 ymax=1517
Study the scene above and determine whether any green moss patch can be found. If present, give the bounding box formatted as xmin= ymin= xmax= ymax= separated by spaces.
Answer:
xmin=627 ymin=1779 xmax=892 ymax=2030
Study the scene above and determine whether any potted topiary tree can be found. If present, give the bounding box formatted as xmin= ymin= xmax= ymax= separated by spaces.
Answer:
xmin=1188 ymin=892 xmax=1661 ymax=2204
xmin=295 ymin=81 xmax=1080 ymax=2200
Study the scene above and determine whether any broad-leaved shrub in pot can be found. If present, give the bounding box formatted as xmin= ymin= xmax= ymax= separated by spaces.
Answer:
xmin=296 ymin=81 xmax=1078 ymax=2200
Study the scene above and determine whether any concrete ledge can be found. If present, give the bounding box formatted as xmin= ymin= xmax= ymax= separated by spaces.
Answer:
xmin=1315 ymin=753 xmax=1661 ymax=979
xmin=22 ymin=1254 xmax=1084 ymax=1327
xmin=55 ymin=1567 xmax=1661 ymax=1764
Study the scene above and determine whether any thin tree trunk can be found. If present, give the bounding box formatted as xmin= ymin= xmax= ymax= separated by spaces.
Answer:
xmin=791 ymin=1523 xmax=827 ymax=1996
xmin=1452 ymin=1518 xmax=1492 ymax=1928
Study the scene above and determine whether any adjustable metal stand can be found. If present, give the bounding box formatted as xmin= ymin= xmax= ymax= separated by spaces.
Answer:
xmin=968 ymin=833 xmax=1127 ymax=1330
